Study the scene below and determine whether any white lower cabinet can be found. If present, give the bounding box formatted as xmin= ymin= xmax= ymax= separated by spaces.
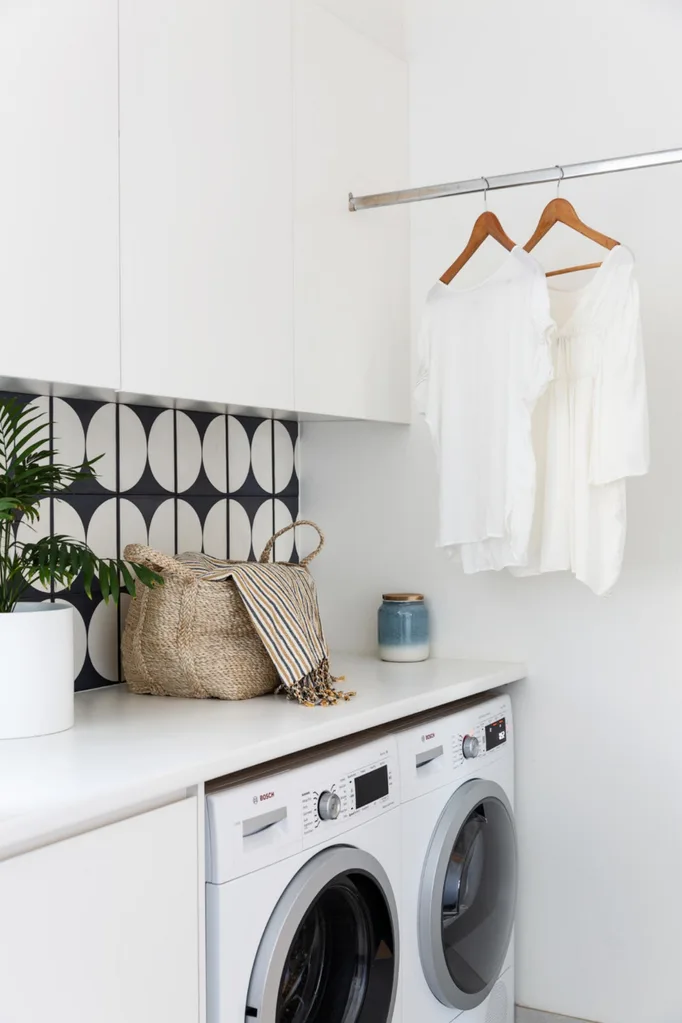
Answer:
xmin=0 ymin=798 xmax=200 ymax=1023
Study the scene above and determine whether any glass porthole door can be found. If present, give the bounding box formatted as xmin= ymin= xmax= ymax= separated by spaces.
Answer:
xmin=418 ymin=779 xmax=517 ymax=1011
xmin=246 ymin=847 xmax=399 ymax=1023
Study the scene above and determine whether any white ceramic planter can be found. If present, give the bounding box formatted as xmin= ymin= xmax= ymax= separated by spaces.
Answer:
xmin=0 ymin=602 xmax=74 ymax=739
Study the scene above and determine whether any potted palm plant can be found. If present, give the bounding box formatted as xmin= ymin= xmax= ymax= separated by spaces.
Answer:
xmin=0 ymin=398 xmax=161 ymax=739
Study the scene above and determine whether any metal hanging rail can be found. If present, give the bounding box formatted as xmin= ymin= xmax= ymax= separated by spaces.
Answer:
xmin=348 ymin=147 xmax=682 ymax=212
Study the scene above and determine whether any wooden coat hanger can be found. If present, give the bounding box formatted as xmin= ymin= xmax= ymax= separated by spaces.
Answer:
xmin=524 ymin=195 xmax=619 ymax=278
xmin=440 ymin=210 xmax=516 ymax=284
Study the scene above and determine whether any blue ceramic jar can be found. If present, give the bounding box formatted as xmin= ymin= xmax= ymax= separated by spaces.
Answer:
xmin=378 ymin=593 xmax=430 ymax=662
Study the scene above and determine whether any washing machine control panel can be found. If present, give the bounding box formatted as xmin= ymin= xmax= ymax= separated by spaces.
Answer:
xmin=396 ymin=694 xmax=512 ymax=802
xmin=301 ymin=739 xmax=398 ymax=846
xmin=205 ymin=735 xmax=400 ymax=881
xmin=454 ymin=713 xmax=508 ymax=766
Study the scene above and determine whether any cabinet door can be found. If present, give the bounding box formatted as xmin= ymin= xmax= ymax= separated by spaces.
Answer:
xmin=293 ymin=1 xmax=410 ymax=422
xmin=119 ymin=0 xmax=294 ymax=410
xmin=0 ymin=798 xmax=200 ymax=1023
xmin=0 ymin=1 xmax=120 ymax=390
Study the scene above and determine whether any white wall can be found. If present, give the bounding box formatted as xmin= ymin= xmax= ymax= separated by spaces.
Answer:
xmin=311 ymin=0 xmax=404 ymax=57
xmin=302 ymin=2 xmax=682 ymax=1021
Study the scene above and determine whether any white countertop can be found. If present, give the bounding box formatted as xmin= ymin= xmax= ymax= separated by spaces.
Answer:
xmin=0 ymin=653 xmax=524 ymax=857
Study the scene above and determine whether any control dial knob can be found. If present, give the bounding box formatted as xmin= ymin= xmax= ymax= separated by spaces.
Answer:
xmin=462 ymin=735 xmax=480 ymax=759
xmin=318 ymin=790 xmax=341 ymax=821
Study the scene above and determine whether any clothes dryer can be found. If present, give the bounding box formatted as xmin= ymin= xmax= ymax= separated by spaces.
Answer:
xmin=397 ymin=693 xmax=516 ymax=1023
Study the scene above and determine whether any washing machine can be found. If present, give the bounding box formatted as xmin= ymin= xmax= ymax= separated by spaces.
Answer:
xmin=205 ymin=734 xmax=402 ymax=1023
xmin=397 ymin=692 xmax=516 ymax=1023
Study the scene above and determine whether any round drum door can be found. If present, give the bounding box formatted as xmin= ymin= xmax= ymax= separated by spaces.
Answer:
xmin=246 ymin=846 xmax=399 ymax=1023
xmin=419 ymin=779 xmax=517 ymax=1011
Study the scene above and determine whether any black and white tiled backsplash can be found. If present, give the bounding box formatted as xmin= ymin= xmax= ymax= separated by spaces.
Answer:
xmin=7 ymin=392 xmax=299 ymax=692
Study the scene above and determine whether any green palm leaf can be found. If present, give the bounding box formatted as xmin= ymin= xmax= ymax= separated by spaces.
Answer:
xmin=0 ymin=399 xmax=163 ymax=613
xmin=0 ymin=498 xmax=18 ymax=521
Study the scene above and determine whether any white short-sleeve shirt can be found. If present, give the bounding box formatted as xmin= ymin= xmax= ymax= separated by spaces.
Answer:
xmin=416 ymin=246 xmax=554 ymax=571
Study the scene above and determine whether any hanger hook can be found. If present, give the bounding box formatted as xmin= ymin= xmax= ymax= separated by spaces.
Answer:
xmin=555 ymin=165 xmax=565 ymax=197
xmin=481 ymin=176 xmax=490 ymax=211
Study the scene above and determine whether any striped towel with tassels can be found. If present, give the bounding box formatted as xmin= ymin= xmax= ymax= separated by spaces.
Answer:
xmin=175 ymin=551 xmax=354 ymax=706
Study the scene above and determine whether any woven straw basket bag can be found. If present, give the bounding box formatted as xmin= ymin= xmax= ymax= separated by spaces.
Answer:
xmin=121 ymin=521 xmax=324 ymax=701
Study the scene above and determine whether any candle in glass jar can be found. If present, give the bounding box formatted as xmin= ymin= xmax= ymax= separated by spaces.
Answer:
xmin=378 ymin=593 xmax=430 ymax=662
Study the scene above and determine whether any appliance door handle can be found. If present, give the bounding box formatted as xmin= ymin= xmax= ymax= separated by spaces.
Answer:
xmin=416 ymin=745 xmax=444 ymax=768
xmin=242 ymin=806 xmax=288 ymax=837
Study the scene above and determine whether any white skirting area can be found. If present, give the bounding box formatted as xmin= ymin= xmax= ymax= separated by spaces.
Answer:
xmin=517 ymin=1009 xmax=592 ymax=1023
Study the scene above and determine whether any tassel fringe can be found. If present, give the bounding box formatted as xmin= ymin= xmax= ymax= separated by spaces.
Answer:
xmin=275 ymin=657 xmax=355 ymax=707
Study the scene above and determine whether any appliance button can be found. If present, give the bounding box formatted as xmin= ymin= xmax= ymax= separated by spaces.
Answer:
xmin=318 ymin=791 xmax=341 ymax=821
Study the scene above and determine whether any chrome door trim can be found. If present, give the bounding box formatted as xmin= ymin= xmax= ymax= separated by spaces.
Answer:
xmin=246 ymin=845 xmax=399 ymax=1022
xmin=418 ymin=778 xmax=516 ymax=1011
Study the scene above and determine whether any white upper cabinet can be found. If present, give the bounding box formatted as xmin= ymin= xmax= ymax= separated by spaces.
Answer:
xmin=292 ymin=0 xmax=410 ymax=422
xmin=0 ymin=1 xmax=120 ymax=390
xmin=0 ymin=1 xmax=409 ymax=419
xmin=119 ymin=0 xmax=295 ymax=410
xmin=0 ymin=799 xmax=199 ymax=1023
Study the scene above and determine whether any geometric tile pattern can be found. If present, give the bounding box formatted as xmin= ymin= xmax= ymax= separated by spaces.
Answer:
xmin=5 ymin=391 xmax=299 ymax=692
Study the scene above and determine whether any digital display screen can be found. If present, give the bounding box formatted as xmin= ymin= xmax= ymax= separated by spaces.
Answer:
xmin=354 ymin=765 xmax=389 ymax=809
xmin=485 ymin=718 xmax=507 ymax=751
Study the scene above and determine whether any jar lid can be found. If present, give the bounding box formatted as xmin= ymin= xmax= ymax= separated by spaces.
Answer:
xmin=382 ymin=593 xmax=424 ymax=602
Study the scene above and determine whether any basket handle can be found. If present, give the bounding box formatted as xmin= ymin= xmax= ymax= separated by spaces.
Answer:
xmin=124 ymin=544 xmax=193 ymax=578
xmin=259 ymin=520 xmax=325 ymax=568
